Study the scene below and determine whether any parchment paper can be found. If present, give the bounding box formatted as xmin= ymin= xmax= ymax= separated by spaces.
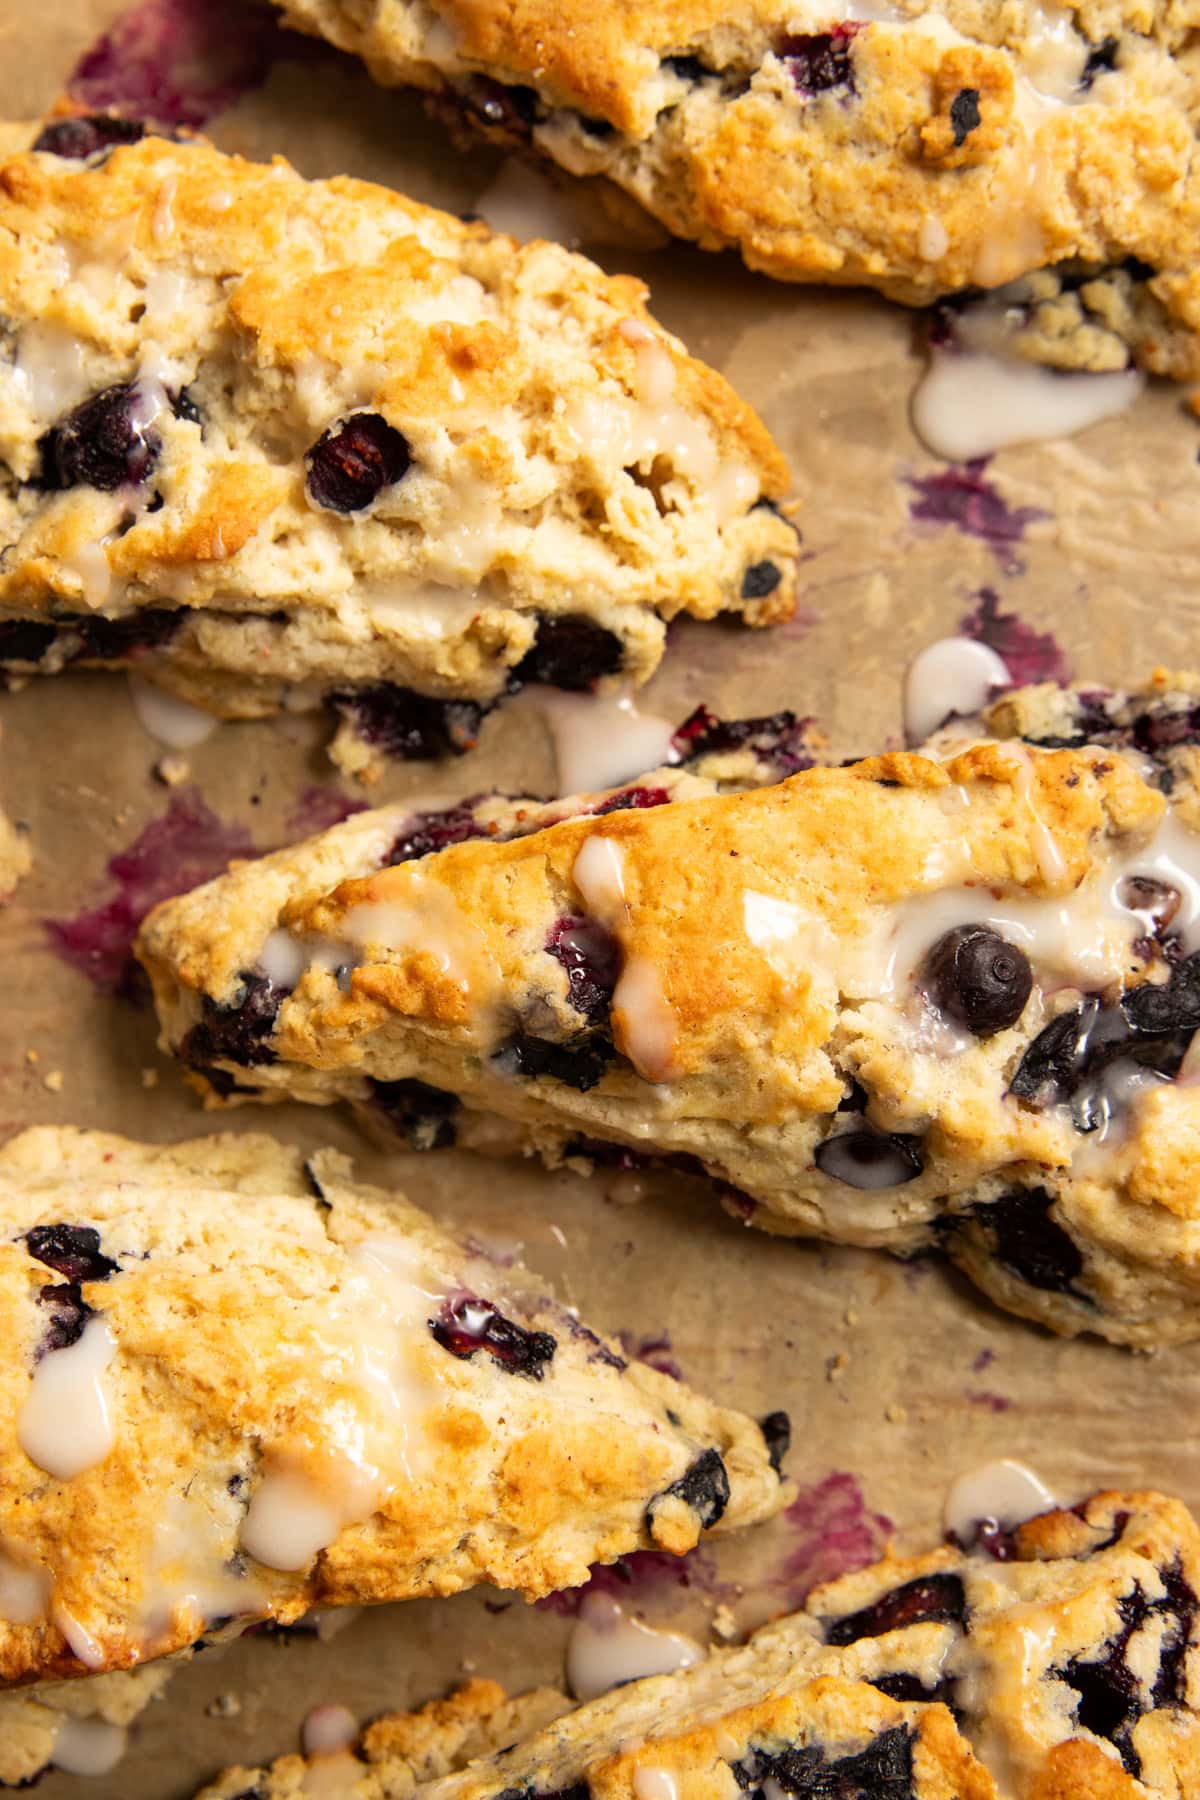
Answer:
xmin=3 ymin=3 xmax=1200 ymax=1791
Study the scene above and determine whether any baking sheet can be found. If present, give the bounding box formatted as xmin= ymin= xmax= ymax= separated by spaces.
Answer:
xmin=4 ymin=1 xmax=1200 ymax=1791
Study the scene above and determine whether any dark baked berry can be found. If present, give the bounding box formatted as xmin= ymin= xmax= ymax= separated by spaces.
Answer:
xmin=733 ymin=1725 xmax=915 ymax=1798
xmin=868 ymin=1671 xmax=957 ymax=1706
xmin=430 ymin=1297 xmax=556 ymax=1378
xmin=32 ymin=115 xmax=145 ymax=159
xmin=1119 ymin=876 xmax=1181 ymax=940
xmin=779 ymin=26 xmax=860 ymax=95
xmin=495 ymin=1787 xmax=589 ymax=1800
xmin=0 ymin=619 xmax=57 ymax=664
xmin=922 ymin=926 xmax=1032 ymax=1037
xmin=949 ymin=87 xmax=981 ymax=146
xmin=370 ymin=1078 xmax=458 ymax=1150
xmin=823 ymin=1572 xmax=965 ymax=1645
xmin=179 ymin=971 xmax=283 ymax=1073
xmin=386 ymin=801 xmax=489 ymax=865
xmin=740 ymin=560 xmax=782 ymax=600
xmin=511 ymin=615 xmax=623 ymax=691
xmin=546 ymin=916 xmax=620 ymax=1023
xmin=328 ymin=684 xmax=486 ymax=762
xmin=1009 ymin=1000 xmax=1102 ymax=1106
xmin=24 ymin=1224 xmax=117 ymax=1284
xmin=39 ymin=382 xmax=162 ymax=491
xmin=970 ymin=1187 xmax=1084 ymax=1294
xmin=669 ymin=704 xmax=814 ymax=777
xmin=70 ymin=607 xmax=182 ymax=662
xmin=646 ymin=1448 xmax=730 ymax=1533
xmin=1080 ymin=36 xmax=1118 ymax=87
xmin=663 ymin=54 xmax=712 ymax=83
xmin=305 ymin=413 xmax=411 ymax=512
xmin=592 ymin=785 xmax=671 ymax=815
xmin=760 ymin=1410 xmax=791 ymax=1475
xmin=461 ymin=76 xmax=541 ymax=138
xmin=1122 ymin=952 xmax=1200 ymax=1036
xmin=814 ymin=1128 xmax=924 ymax=1189
xmin=494 ymin=1031 xmax=615 ymax=1092
xmin=35 ymin=1283 xmax=93 ymax=1356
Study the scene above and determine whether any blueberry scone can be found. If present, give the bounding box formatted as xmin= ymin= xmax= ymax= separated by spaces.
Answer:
xmin=139 ymin=671 xmax=1200 ymax=1347
xmin=0 ymin=1127 xmax=786 ymax=1686
xmin=202 ymin=1489 xmax=1200 ymax=1800
xmin=270 ymin=0 xmax=1200 ymax=378
xmin=0 ymin=123 xmax=795 ymax=769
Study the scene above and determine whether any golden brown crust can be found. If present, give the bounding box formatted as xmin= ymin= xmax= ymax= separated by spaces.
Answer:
xmin=274 ymin=0 xmax=1200 ymax=376
xmin=0 ymin=1127 xmax=784 ymax=1688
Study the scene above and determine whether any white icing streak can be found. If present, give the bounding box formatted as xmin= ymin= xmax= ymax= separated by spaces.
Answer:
xmin=566 ymin=1591 xmax=704 ymax=1700
xmin=574 ymin=835 xmax=628 ymax=914
xmin=634 ymin=1770 xmax=680 ymax=1800
xmin=944 ymin=1459 xmax=1058 ymax=1546
xmin=912 ymin=349 xmax=1143 ymax=461
xmin=0 ymin=1550 xmax=49 ymax=1625
xmin=572 ymin=835 xmax=680 ymax=1081
xmin=904 ymin=639 xmax=1009 ymax=745
xmin=302 ymin=1704 xmax=360 ymax=1757
xmin=128 ymin=675 xmax=218 ymax=749
xmin=51 ymin=1718 xmax=128 ymax=1778
xmin=18 ymin=1317 xmax=117 ymax=1481
xmin=239 ymin=1467 xmax=349 ymax=1573
xmin=522 ymin=688 xmax=676 ymax=798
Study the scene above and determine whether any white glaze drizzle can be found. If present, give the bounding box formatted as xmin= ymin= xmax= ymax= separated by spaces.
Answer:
xmin=239 ymin=1467 xmax=356 ymax=1573
xmin=572 ymin=835 xmax=680 ymax=1081
xmin=904 ymin=639 xmax=1010 ymax=745
xmin=520 ymin=688 xmax=677 ymax=798
xmin=944 ymin=1459 xmax=1058 ymax=1546
xmin=573 ymin=835 xmax=628 ymax=913
xmin=566 ymin=1592 xmax=705 ymax=1700
xmin=128 ymin=676 xmax=218 ymax=749
xmin=18 ymin=1317 xmax=117 ymax=1481
xmin=51 ymin=1717 xmax=128 ymax=1778
xmin=912 ymin=349 xmax=1143 ymax=462
xmin=634 ymin=1770 xmax=680 ymax=1800
xmin=302 ymin=1704 xmax=359 ymax=1757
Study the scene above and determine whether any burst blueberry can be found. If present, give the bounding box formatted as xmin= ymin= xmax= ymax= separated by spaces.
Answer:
xmin=305 ymin=413 xmax=412 ymax=512
xmin=39 ymin=383 xmax=161 ymax=491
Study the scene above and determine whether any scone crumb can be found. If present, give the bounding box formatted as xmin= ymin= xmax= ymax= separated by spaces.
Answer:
xmin=206 ymin=1693 xmax=241 ymax=1718
xmin=843 ymin=1307 xmax=859 ymax=1327
xmin=142 ymin=1067 xmax=160 ymax=1089
xmin=155 ymin=754 xmax=191 ymax=787
xmin=826 ymin=1352 xmax=849 ymax=1381
xmin=24 ymin=1048 xmax=38 ymax=1066
xmin=711 ymin=1602 xmax=738 ymax=1640
xmin=42 ymin=1069 xmax=64 ymax=1093
xmin=886 ymin=1402 xmax=909 ymax=1424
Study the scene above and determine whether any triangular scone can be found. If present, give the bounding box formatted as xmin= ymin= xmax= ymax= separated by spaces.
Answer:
xmin=0 ymin=1128 xmax=786 ymax=1687
xmin=140 ymin=673 xmax=1200 ymax=1347
xmin=0 ymin=1662 xmax=173 ymax=1785
xmin=199 ymin=1491 xmax=1200 ymax=1800
xmin=0 ymin=124 xmax=794 ymax=766
xmin=272 ymin=1 xmax=1200 ymax=378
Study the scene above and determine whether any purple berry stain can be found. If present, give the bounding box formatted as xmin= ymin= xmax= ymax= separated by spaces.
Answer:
xmin=778 ymin=1472 xmax=893 ymax=1606
xmin=66 ymin=0 xmax=329 ymax=131
xmin=617 ymin=1331 xmax=684 ymax=1381
xmin=959 ymin=587 xmax=1071 ymax=687
xmin=45 ymin=790 xmax=259 ymax=998
xmin=906 ymin=462 xmax=1047 ymax=574
xmin=284 ymin=785 xmax=367 ymax=836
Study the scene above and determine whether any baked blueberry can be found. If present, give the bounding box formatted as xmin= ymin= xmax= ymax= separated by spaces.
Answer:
xmin=779 ymin=27 xmax=860 ymax=95
xmin=305 ymin=413 xmax=411 ymax=512
xmin=592 ymin=785 xmax=671 ymax=814
xmin=646 ymin=1447 xmax=730 ymax=1531
xmin=430 ymin=1296 xmax=556 ymax=1378
xmin=32 ymin=115 xmax=146 ymax=159
xmin=971 ymin=1186 xmax=1084 ymax=1294
xmin=386 ymin=801 xmax=489 ymax=864
xmin=733 ymin=1726 xmax=915 ymax=1797
xmin=669 ymin=704 xmax=814 ymax=777
xmin=759 ymin=1410 xmax=791 ymax=1475
xmin=38 ymin=382 xmax=162 ymax=491
xmin=370 ymin=1077 xmax=459 ymax=1150
xmin=328 ymin=685 xmax=486 ymax=762
xmin=179 ymin=971 xmax=284 ymax=1072
xmin=24 ymin=1224 xmax=117 ymax=1283
xmin=922 ymin=925 xmax=1032 ymax=1036
xmin=823 ymin=1572 xmax=965 ymax=1644
xmin=494 ymin=1030 xmax=616 ymax=1091
xmin=35 ymin=1282 xmax=94 ymax=1356
xmin=546 ymin=916 xmax=620 ymax=1022
xmin=814 ymin=1128 xmax=924 ymax=1188
xmin=511 ymin=615 xmax=624 ymax=691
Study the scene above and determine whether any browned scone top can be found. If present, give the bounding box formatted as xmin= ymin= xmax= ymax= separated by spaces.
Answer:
xmin=0 ymin=1128 xmax=786 ymax=1688
xmin=200 ymin=1490 xmax=1200 ymax=1800
xmin=0 ymin=124 xmax=794 ymax=743
xmin=273 ymin=0 xmax=1200 ymax=378
xmin=138 ymin=671 xmax=1200 ymax=1346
